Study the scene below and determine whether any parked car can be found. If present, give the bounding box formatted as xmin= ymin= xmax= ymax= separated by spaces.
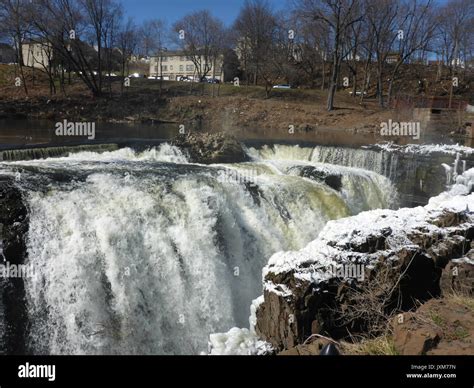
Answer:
xmin=272 ymin=84 xmax=292 ymax=89
xmin=206 ymin=78 xmax=220 ymax=84
xmin=349 ymin=91 xmax=367 ymax=96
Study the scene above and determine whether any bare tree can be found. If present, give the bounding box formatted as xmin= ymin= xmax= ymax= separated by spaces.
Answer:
xmin=139 ymin=18 xmax=168 ymax=93
xmin=0 ymin=0 xmax=31 ymax=94
xmin=173 ymin=10 xmax=226 ymax=95
xmin=138 ymin=19 xmax=167 ymax=58
xmin=259 ymin=15 xmax=288 ymax=97
xmin=26 ymin=0 xmax=122 ymax=96
xmin=365 ymin=0 xmax=399 ymax=107
xmin=289 ymin=13 xmax=330 ymax=89
xmin=297 ymin=0 xmax=362 ymax=111
xmin=436 ymin=0 xmax=474 ymax=72
xmin=386 ymin=0 xmax=437 ymax=105
xmin=118 ymin=17 xmax=138 ymax=93
xmin=234 ymin=0 xmax=277 ymax=86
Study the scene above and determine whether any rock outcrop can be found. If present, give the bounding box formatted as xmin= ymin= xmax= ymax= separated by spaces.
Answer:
xmin=253 ymin=171 xmax=474 ymax=352
xmin=172 ymin=132 xmax=249 ymax=164
xmin=0 ymin=177 xmax=29 ymax=354
xmin=288 ymin=166 xmax=342 ymax=191
xmin=440 ymin=253 xmax=474 ymax=296
xmin=392 ymin=298 xmax=474 ymax=355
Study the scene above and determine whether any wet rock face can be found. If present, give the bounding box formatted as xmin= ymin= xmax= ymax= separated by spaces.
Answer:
xmin=0 ymin=177 xmax=28 ymax=266
xmin=0 ymin=177 xmax=29 ymax=354
xmin=254 ymin=206 xmax=474 ymax=352
xmin=365 ymin=145 xmax=474 ymax=207
xmin=294 ymin=166 xmax=342 ymax=191
xmin=255 ymin=278 xmax=340 ymax=351
xmin=172 ymin=132 xmax=249 ymax=164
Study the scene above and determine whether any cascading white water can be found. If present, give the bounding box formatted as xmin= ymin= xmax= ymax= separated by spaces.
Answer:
xmin=0 ymin=143 xmax=398 ymax=355
xmin=248 ymin=144 xmax=400 ymax=179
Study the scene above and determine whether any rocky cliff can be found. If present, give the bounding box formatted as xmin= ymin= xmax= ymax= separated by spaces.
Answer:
xmin=253 ymin=169 xmax=473 ymax=353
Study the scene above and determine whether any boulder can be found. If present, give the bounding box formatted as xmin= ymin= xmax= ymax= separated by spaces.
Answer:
xmin=172 ymin=132 xmax=249 ymax=164
xmin=295 ymin=166 xmax=342 ymax=191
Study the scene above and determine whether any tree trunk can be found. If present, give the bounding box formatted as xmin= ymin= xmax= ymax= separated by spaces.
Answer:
xmin=321 ymin=60 xmax=326 ymax=90
xmin=377 ymin=64 xmax=384 ymax=107
xmin=327 ymin=55 xmax=339 ymax=111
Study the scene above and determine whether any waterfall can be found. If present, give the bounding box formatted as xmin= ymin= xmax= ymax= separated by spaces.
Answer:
xmin=247 ymin=144 xmax=400 ymax=179
xmin=0 ymin=143 xmax=398 ymax=355
xmin=0 ymin=144 xmax=119 ymax=162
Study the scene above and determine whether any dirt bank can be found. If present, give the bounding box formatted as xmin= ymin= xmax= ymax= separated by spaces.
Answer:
xmin=0 ymin=77 xmax=394 ymax=134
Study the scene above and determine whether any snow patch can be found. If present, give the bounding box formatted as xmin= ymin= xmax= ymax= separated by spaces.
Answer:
xmin=373 ymin=142 xmax=474 ymax=156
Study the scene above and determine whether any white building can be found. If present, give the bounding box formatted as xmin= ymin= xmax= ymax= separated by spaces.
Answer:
xmin=22 ymin=42 xmax=52 ymax=69
xmin=149 ymin=51 xmax=224 ymax=81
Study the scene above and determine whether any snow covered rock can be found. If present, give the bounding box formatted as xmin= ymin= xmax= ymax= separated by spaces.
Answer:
xmin=254 ymin=169 xmax=474 ymax=351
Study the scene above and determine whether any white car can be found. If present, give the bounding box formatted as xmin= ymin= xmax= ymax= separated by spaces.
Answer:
xmin=273 ymin=84 xmax=292 ymax=89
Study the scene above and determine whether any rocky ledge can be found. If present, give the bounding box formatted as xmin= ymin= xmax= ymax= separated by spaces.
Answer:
xmin=209 ymin=169 xmax=474 ymax=355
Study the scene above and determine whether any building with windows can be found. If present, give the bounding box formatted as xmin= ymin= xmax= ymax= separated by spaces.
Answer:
xmin=149 ymin=51 xmax=224 ymax=81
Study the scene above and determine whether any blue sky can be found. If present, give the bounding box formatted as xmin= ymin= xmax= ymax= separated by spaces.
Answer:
xmin=120 ymin=0 xmax=449 ymax=26
xmin=120 ymin=0 xmax=289 ymax=26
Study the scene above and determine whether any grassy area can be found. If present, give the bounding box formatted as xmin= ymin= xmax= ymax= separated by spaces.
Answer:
xmin=341 ymin=335 xmax=399 ymax=355
xmin=445 ymin=291 xmax=474 ymax=310
xmin=0 ymin=63 xmax=357 ymax=107
xmin=127 ymin=78 xmax=331 ymax=102
xmin=340 ymin=292 xmax=474 ymax=355
xmin=0 ymin=64 xmax=15 ymax=87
